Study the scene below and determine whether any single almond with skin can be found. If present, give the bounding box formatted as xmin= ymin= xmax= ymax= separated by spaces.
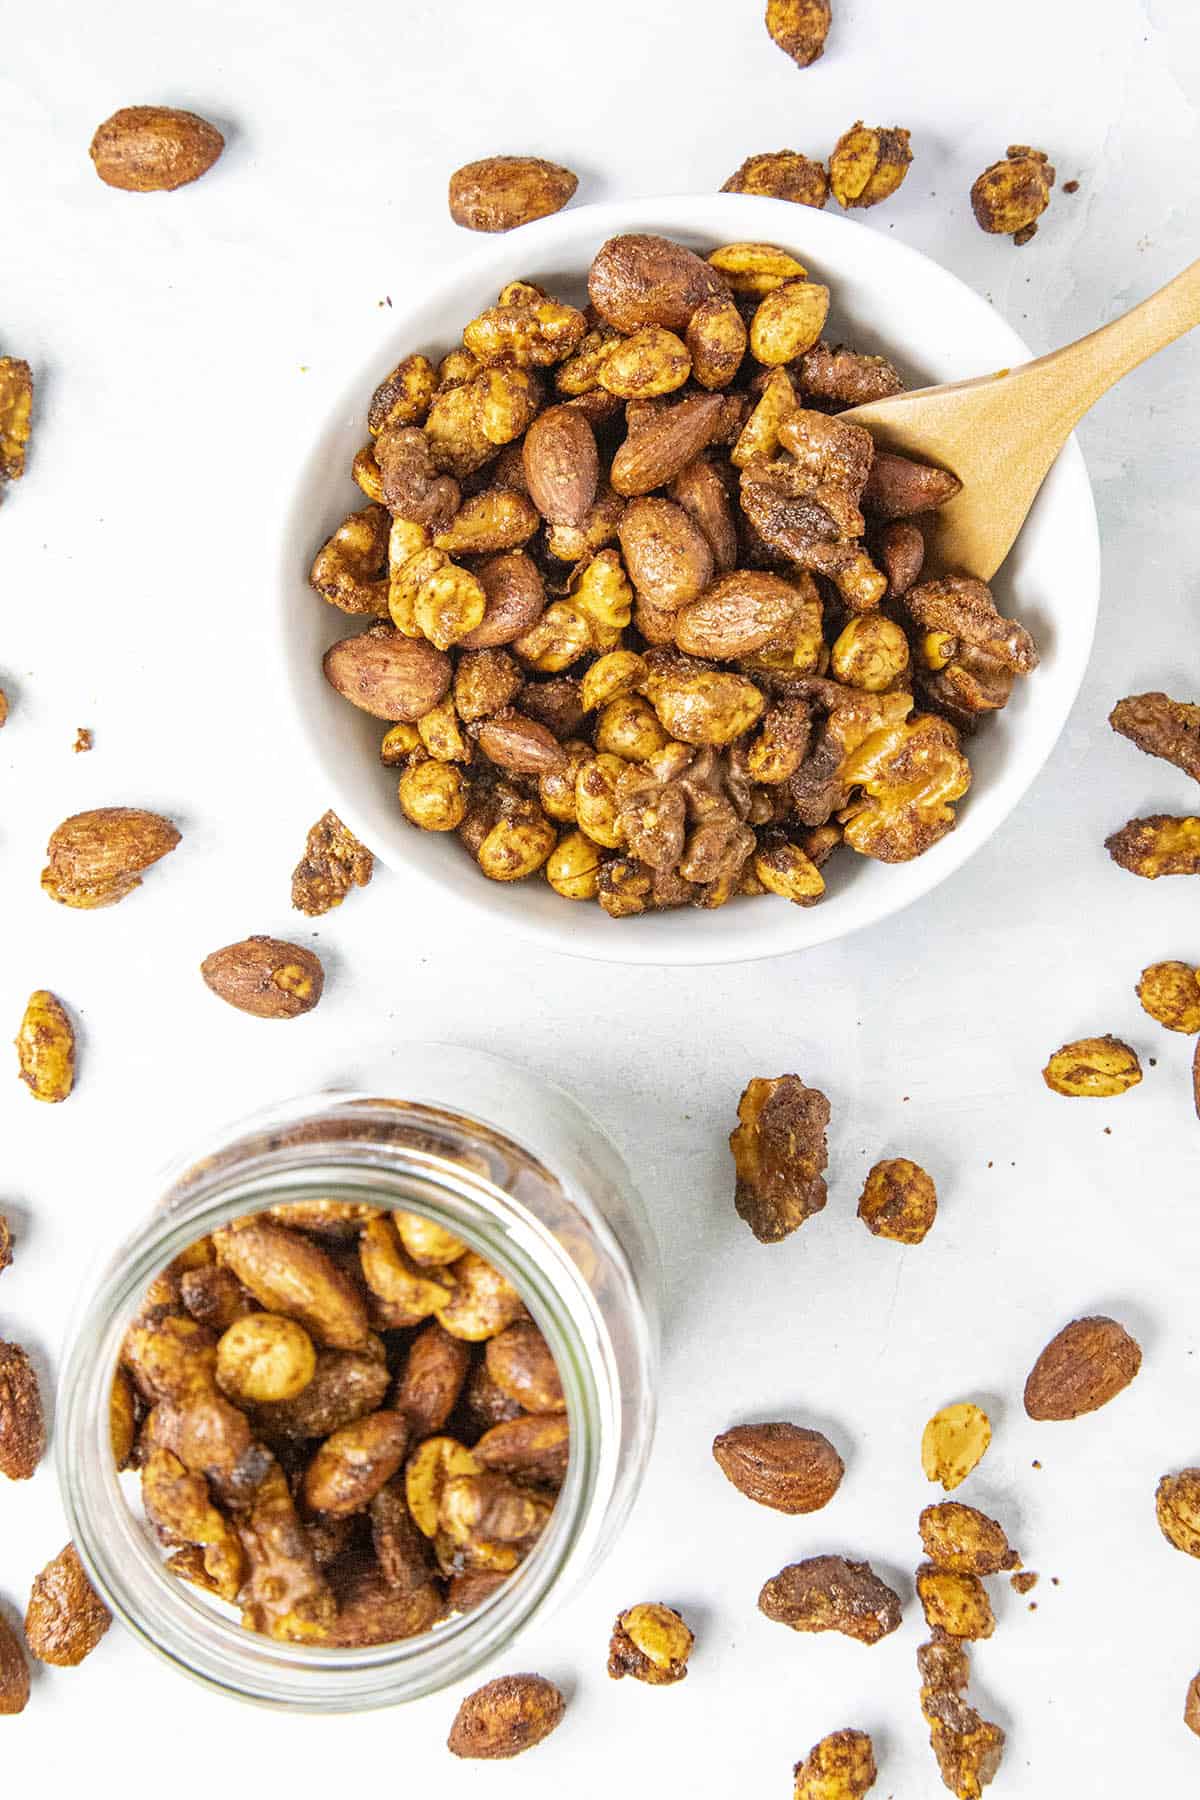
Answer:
xmin=448 ymin=157 xmax=577 ymax=233
xmin=25 ymin=1544 xmax=111 ymax=1666
xmin=448 ymin=1672 xmax=566 ymax=1759
xmin=89 ymin=106 xmax=224 ymax=192
xmin=1185 ymin=1671 xmax=1200 ymax=1736
xmin=588 ymin=233 xmax=730 ymax=333
xmin=214 ymin=1222 xmax=370 ymax=1350
xmin=0 ymin=1610 xmax=29 ymax=1714
xmin=16 ymin=989 xmax=76 ymax=1103
xmin=0 ymin=1340 xmax=46 ymax=1479
xmin=477 ymin=711 xmax=568 ymax=775
xmin=712 ymin=1421 xmax=843 ymax=1513
xmin=675 ymin=570 xmax=804 ymax=659
xmin=200 ymin=937 xmax=325 ymax=1020
xmin=1023 ymin=1315 xmax=1142 ymax=1420
xmin=322 ymin=623 xmax=451 ymax=720
xmin=522 ymin=406 xmax=598 ymax=527
xmin=611 ymin=392 xmax=726 ymax=496
xmin=42 ymin=806 xmax=180 ymax=908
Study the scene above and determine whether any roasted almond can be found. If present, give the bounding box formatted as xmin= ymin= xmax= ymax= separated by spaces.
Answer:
xmin=201 ymin=937 xmax=324 ymax=1020
xmin=25 ymin=1544 xmax=111 ymax=1667
xmin=667 ymin=458 xmax=738 ymax=571
xmin=15 ymin=989 xmax=75 ymax=1103
xmin=588 ymin=233 xmax=729 ymax=333
xmin=1023 ymin=1315 xmax=1142 ymax=1420
xmin=610 ymin=392 xmax=726 ymax=496
xmin=214 ymin=1222 xmax=370 ymax=1350
xmin=448 ymin=156 xmax=577 ymax=233
xmin=0 ymin=1339 xmax=46 ymax=1479
xmin=42 ymin=806 xmax=180 ymax=908
xmin=522 ymin=406 xmax=599 ymax=527
xmin=675 ymin=570 xmax=803 ymax=658
xmin=618 ymin=496 xmax=714 ymax=611
xmin=473 ymin=1414 xmax=569 ymax=1485
xmin=477 ymin=710 xmax=568 ymax=775
xmin=448 ymin=1672 xmax=566 ymax=1760
xmin=863 ymin=451 xmax=962 ymax=519
xmin=89 ymin=106 xmax=224 ymax=192
xmin=712 ymin=1421 xmax=843 ymax=1513
xmin=323 ymin=623 xmax=452 ymax=720
xmin=460 ymin=552 xmax=546 ymax=649
xmin=0 ymin=1610 xmax=29 ymax=1714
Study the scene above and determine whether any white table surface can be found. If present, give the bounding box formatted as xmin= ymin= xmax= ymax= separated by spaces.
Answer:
xmin=3 ymin=0 xmax=1199 ymax=1791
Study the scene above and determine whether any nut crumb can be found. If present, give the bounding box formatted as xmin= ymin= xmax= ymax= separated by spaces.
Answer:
xmin=1063 ymin=179 xmax=1080 ymax=193
xmin=291 ymin=809 xmax=374 ymax=916
xmin=73 ymin=727 xmax=93 ymax=753
xmin=1010 ymin=1570 xmax=1038 ymax=1594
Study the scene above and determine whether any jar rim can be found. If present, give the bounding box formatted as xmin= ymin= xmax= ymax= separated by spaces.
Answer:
xmin=57 ymin=1083 xmax=650 ymax=1711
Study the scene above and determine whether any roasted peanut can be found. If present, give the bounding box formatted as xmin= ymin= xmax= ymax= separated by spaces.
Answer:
xmin=394 ymin=1212 xmax=468 ymax=1266
xmin=304 ymin=1410 xmax=411 ymax=1515
xmin=750 ymin=280 xmax=831 ymax=365
xmin=721 ymin=152 xmax=829 ymax=208
xmin=449 ymin=157 xmax=577 ymax=232
xmin=829 ymin=122 xmax=913 ymax=209
xmin=857 ymin=1158 xmax=937 ymax=1243
xmin=1137 ymin=961 xmax=1200 ymax=1033
xmin=16 ymin=988 xmax=75 ymax=1103
xmin=1042 ymin=1036 xmax=1142 ymax=1098
xmin=764 ymin=0 xmax=831 ymax=68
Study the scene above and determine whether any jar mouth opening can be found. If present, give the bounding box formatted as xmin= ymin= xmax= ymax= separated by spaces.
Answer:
xmin=58 ymin=1137 xmax=621 ymax=1710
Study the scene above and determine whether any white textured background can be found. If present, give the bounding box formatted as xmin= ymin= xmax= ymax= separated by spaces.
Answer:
xmin=2 ymin=0 xmax=1199 ymax=1792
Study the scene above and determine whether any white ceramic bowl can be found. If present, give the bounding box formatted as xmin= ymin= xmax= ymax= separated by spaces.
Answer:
xmin=280 ymin=195 xmax=1099 ymax=965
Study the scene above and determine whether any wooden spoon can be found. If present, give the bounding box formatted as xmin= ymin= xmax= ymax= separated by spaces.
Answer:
xmin=842 ymin=259 xmax=1200 ymax=580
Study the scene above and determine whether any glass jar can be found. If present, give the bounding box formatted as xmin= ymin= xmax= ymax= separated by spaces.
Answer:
xmin=56 ymin=1046 xmax=660 ymax=1711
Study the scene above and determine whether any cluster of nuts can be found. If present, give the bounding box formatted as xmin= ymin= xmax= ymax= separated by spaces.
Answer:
xmin=314 ymin=232 xmax=1039 ymax=920
xmin=105 ymin=1203 xmax=567 ymax=1649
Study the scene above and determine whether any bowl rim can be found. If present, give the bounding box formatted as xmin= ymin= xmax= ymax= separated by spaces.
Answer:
xmin=278 ymin=194 xmax=1100 ymax=967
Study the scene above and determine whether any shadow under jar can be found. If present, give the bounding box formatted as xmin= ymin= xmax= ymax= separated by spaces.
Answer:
xmin=57 ymin=1049 xmax=659 ymax=1711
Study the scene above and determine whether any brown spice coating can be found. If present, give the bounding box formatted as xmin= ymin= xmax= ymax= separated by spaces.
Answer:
xmin=1041 ymin=1035 xmax=1142 ymax=1097
xmin=0 ymin=1609 xmax=30 ymax=1713
xmin=793 ymin=1729 xmax=877 ymax=1800
xmin=485 ymin=1321 xmax=565 ymax=1414
xmin=473 ymin=1413 xmax=569 ymax=1486
xmin=1185 ymin=1672 xmax=1200 ymax=1737
xmin=916 ymin=1565 xmax=995 ymax=1641
xmin=448 ymin=157 xmax=577 ymax=233
xmin=370 ymin=1478 xmax=437 ymax=1592
xmin=1110 ymin=692 xmax=1200 ymax=781
xmin=797 ymin=343 xmax=904 ymax=407
xmin=730 ymin=1073 xmax=830 ymax=1243
xmin=1010 ymin=1570 xmax=1038 ymax=1595
xmin=1137 ymin=961 xmax=1200 ymax=1033
xmin=291 ymin=810 xmax=373 ymax=916
xmin=722 ymin=151 xmax=829 ymax=208
xmin=1155 ymin=1469 xmax=1200 ymax=1558
xmin=611 ymin=392 xmax=727 ymax=495
xmin=857 ymin=1158 xmax=937 ymax=1244
xmin=829 ymin=123 xmax=913 ymax=210
xmin=235 ymin=1461 xmax=335 ymax=1641
xmin=759 ymin=1555 xmax=903 ymax=1643
xmin=919 ymin=1502 xmax=1018 ymax=1575
xmin=15 ymin=988 xmax=76 ymax=1103
xmin=764 ymin=0 xmax=831 ymax=67
xmin=1107 ymin=814 xmax=1200 ymax=877
xmin=712 ymin=1421 xmax=843 ymax=1513
xmin=214 ymin=1223 xmax=369 ymax=1350
xmin=448 ymin=1673 xmax=566 ymax=1758
xmin=200 ymin=937 xmax=325 ymax=1020
xmin=1023 ymin=1315 xmax=1142 ymax=1419
xmin=393 ymin=1321 xmax=472 ymax=1437
xmin=971 ymin=148 xmax=1055 ymax=240
xmin=25 ymin=1544 xmax=111 ymax=1666
xmin=607 ymin=1601 xmax=694 ymax=1684
xmin=0 ymin=1214 xmax=11 ymax=1276
xmin=0 ymin=1340 xmax=46 ymax=1480
xmin=589 ymin=234 xmax=730 ymax=334
xmin=89 ymin=106 xmax=224 ymax=192
xmin=253 ymin=1348 xmax=390 ymax=1439
xmin=328 ymin=1569 xmax=445 ymax=1646
xmin=303 ymin=1409 xmax=411 ymax=1515
xmin=41 ymin=807 xmax=180 ymax=908
xmin=918 ymin=1635 xmax=1006 ymax=1797
xmin=523 ymin=406 xmax=599 ymax=527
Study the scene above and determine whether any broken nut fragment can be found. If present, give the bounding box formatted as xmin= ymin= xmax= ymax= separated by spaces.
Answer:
xmin=1106 ymin=814 xmax=1200 ymax=878
xmin=447 ymin=1672 xmax=566 ymax=1759
xmin=291 ymin=810 xmax=373 ymax=916
xmin=793 ymin=1729 xmax=877 ymax=1800
xmin=607 ymin=1601 xmax=694 ymax=1684
xmin=721 ymin=152 xmax=829 ymax=209
xmin=16 ymin=988 xmax=76 ymax=1103
xmin=0 ymin=357 xmax=33 ymax=485
xmin=731 ymin=1073 xmax=830 ymax=1244
xmin=448 ymin=157 xmax=578 ymax=233
xmin=916 ymin=1565 xmax=995 ymax=1641
xmin=857 ymin=1158 xmax=937 ymax=1244
xmin=918 ymin=1502 xmax=1018 ymax=1576
xmin=201 ymin=937 xmax=325 ymax=1019
xmin=918 ymin=1636 xmax=1005 ymax=1798
xmin=25 ymin=1544 xmax=111 ymax=1666
xmin=764 ymin=0 xmax=832 ymax=68
xmin=1023 ymin=1315 xmax=1142 ymax=1420
xmin=1137 ymin=960 xmax=1200 ymax=1033
xmin=921 ymin=1403 xmax=991 ymax=1492
xmin=42 ymin=806 xmax=181 ymax=908
xmin=829 ymin=123 xmax=913 ymax=210
xmin=759 ymin=1555 xmax=903 ymax=1644
xmin=1041 ymin=1035 xmax=1142 ymax=1097
xmin=1109 ymin=692 xmax=1200 ymax=782
xmin=712 ymin=1421 xmax=844 ymax=1513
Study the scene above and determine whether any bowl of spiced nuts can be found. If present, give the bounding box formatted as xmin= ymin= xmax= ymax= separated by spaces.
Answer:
xmin=281 ymin=195 xmax=1099 ymax=963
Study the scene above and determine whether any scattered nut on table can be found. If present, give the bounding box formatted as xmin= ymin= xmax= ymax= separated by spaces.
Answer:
xmin=764 ymin=0 xmax=832 ymax=67
xmin=1136 ymin=960 xmax=1200 ymax=1032
xmin=721 ymin=151 xmax=829 ymax=207
xmin=730 ymin=1073 xmax=831 ymax=1243
xmin=919 ymin=1502 xmax=1019 ymax=1575
xmin=16 ymin=988 xmax=76 ymax=1103
xmin=1106 ymin=814 xmax=1200 ymax=877
xmin=291 ymin=809 xmax=374 ymax=915
xmin=921 ymin=1402 xmax=991 ymax=1491
xmin=970 ymin=145 xmax=1055 ymax=245
xmin=607 ymin=1601 xmax=694 ymax=1684
xmin=915 ymin=1565 xmax=995 ymax=1641
xmin=448 ymin=157 xmax=578 ymax=233
xmin=1041 ymin=1035 xmax=1142 ymax=1097
xmin=793 ymin=1728 xmax=877 ymax=1800
xmin=200 ymin=936 xmax=325 ymax=1019
xmin=0 ymin=1609 xmax=29 ymax=1714
xmin=41 ymin=806 xmax=181 ymax=908
xmin=1110 ymin=692 xmax=1200 ymax=781
xmin=0 ymin=356 xmax=33 ymax=494
xmin=1023 ymin=1315 xmax=1142 ymax=1420
xmin=89 ymin=105 xmax=224 ymax=192
xmin=758 ymin=1555 xmax=903 ymax=1644
xmin=1155 ymin=1469 xmax=1200 ymax=1559
xmin=918 ymin=1635 xmax=1005 ymax=1797
xmin=857 ymin=1157 xmax=937 ymax=1243
xmin=25 ymin=1544 xmax=111 ymax=1666
xmin=829 ymin=122 xmax=913 ymax=210
xmin=0 ymin=1339 xmax=45 ymax=1479
xmin=712 ymin=1420 xmax=844 ymax=1512
xmin=447 ymin=1672 xmax=566 ymax=1758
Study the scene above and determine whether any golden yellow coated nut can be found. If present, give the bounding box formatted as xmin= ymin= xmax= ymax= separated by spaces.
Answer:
xmin=405 ymin=1436 xmax=482 ymax=1538
xmin=595 ymin=694 xmax=670 ymax=762
xmin=829 ymin=122 xmax=914 ymax=209
xmin=16 ymin=989 xmax=76 ymax=1103
xmin=546 ymin=830 xmax=603 ymax=900
xmin=417 ymin=694 xmax=470 ymax=762
xmin=753 ymin=843 xmax=826 ymax=906
xmin=513 ymin=600 xmax=593 ymax=672
xmin=582 ymin=650 xmax=648 ymax=713
xmin=216 ymin=1313 xmax=317 ymax=1404
xmin=437 ymin=346 xmax=480 ymax=388
xmin=398 ymin=759 xmax=468 ymax=831
xmin=415 ymin=564 xmax=487 ymax=650
xmin=919 ymin=630 xmax=958 ymax=671
xmin=389 ymin=544 xmax=448 ymax=636
xmin=1136 ymin=961 xmax=1200 ymax=1033
xmin=598 ymin=328 xmax=692 ymax=399
xmin=574 ymin=753 xmax=627 ymax=848
xmin=1042 ymin=1036 xmax=1143 ymax=1097
xmin=474 ymin=363 xmax=542 ymax=445
xmin=380 ymin=721 xmax=422 ymax=765
xmin=831 ymin=613 xmax=910 ymax=691
xmin=707 ymin=241 xmax=807 ymax=296
xmin=477 ymin=811 xmax=557 ymax=882
xmin=368 ymin=353 xmax=437 ymax=434
xmin=393 ymin=1211 xmax=467 ymax=1266
xmin=749 ymin=280 xmax=831 ymax=366
xmin=538 ymin=739 xmax=592 ymax=824
xmin=921 ymin=1403 xmax=992 ymax=1492
xmin=570 ymin=549 xmax=634 ymax=634
xmin=352 ymin=443 xmax=384 ymax=502
xmin=608 ymin=1601 xmax=694 ymax=1685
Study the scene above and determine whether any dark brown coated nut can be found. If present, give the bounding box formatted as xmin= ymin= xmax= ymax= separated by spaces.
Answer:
xmin=291 ymin=810 xmax=373 ymax=916
xmin=863 ymin=454 xmax=962 ymax=520
xmin=200 ymin=937 xmax=324 ymax=1019
xmin=1106 ymin=815 xmax=1200 ymax=878
xmin=473 ymin=1414 xmax=570 ymax=1486
xmin=323 ymin=623 xmax=452 ymax=720
xmin=1023 ymin=1316 xmax=1142 ymax=1420
xmin=447 ymin=1672 xmax=566 ymax=1759
xmin=1110 ymin=692 xmax=1200 ymax=781
xmin=303 ymin=1409 xmax=411 ymax=1515
xmin=369 ymin=1478 xmax=437 ymax=1592
xmin=857 ymin=1158 xmax=937 ymax=1244
xmin=41 ymin=807 xmax=181 ymax=909
xmin=522 ymin=405 xmax=599 ymax=527
xmin=918 ymin=1502 xmax=1019 ymax=1575
xmin=712 ymin=1422 xmax=843 ymax=1513
xmin=0 ymin=1339 xmax=45 ymax=1479
xmin=214 ymin=1222 xmax=370 ymax=1350
xmin=485 ymin=1321 xmax=565 ymax=1414
xmin=611 ymin=391 xmax=727 ymax=495
xmin=0 ymin=1609 xmax=29 ymax=1714
xmin=1185 ymin=1672 xmax=1200 ymax=1737
xmin=915 ymin=1565 xmax=995 ymax=1642
xmin=797 ymin=342 xmax=904 ymax=407
xmin=721 ymin=150 xmax=829 ymax=208
xmin=971 ymin=147 xmax=1055 ymax=243
xmin=918 ymin=1635 xmax=1006 ymax=1798
xmin=618 ymin=495 xmax=714 ymax=611
xmin=448 ymin=157 xmax=578 ymax=232
xmin=460 ymin=1360 xmax=523 ymax=1436
xmin=676 ymin=570 xmax=805 ymax=660
xmin=393 ymin=1322 xmax=472 ymax=1438
xmin=328 ymin=1569 xmax=445 ymax=1646
xmin=793 ymin=1730 xmax=877 ymax=1800
xmin=607 ymin=1602 xmax=694 ymax=1685
xmin=686 ymin=297 xmax=748 ymax=390
xmin=1157 ymin=1469 xmax=1200 ymax=1558
xmin=109 ymin=1368 xmax=136 ymax=1470
xmin=764 ymin=0 xmax=831 ymax=67
xmin=0 ymin=1214 xmax=15 ymax=1277
xmin=460 ymin=552 xmax=546 ymax=649
xmin=477 ymin=710 xmax=568 ymax=776
xmin=877 ymin=519 xmax=925 ymax=597
xmin=310 ymin=505 xmax=390 ymax=615
xmin=730 ymin=1074 xmax=830 ymax=1243
xmin=375 ymin=425 xmax=461 ymax=528
xmin=829 ymin=123 xmax=913 ymax=210
xmin=668 ymin=458 xmax=738 ymax=571
xmin=179 ymin=1265 xmax=257 ymax=1333
xmin=588 ymin=233 xmax=730 ymax=333
xmin=25 ymin=1544 xmax=111 ymax=1666
xmin=89 ymin=106 xmax=224 ymax=191
xmin=758 ymin=1556 xmax=903 ymax=1644
xmin=254 ymin=1349 xmax=391 ymax=1439
xmin=368 ymin=354 xmax=438 ymax=435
